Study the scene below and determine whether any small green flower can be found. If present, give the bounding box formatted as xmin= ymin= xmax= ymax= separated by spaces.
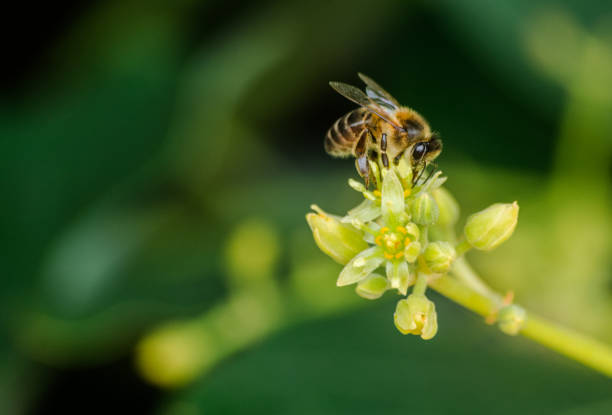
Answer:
xmin=306 ymin=151 xmax=519 ymax=342
xmin=464 ymin=202 xmax=519 ymax=251
xmin=423 ymin=241 xmax=456 ymax=274
xmin=394 ymin=294 xmax=438 ymax=340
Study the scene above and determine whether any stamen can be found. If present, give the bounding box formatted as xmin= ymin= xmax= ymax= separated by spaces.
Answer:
xmin=380 ymin=227 xmax=390 ymax=234
xmin=384 ymin=252 xmax=394 ymax=260
xmin=396 ymin=226 xmax=407 ymax=234
xmin=375 ymin=235 xmax=383 ymax=246
xmin=395 ymin=252 xmax=404 ymax=259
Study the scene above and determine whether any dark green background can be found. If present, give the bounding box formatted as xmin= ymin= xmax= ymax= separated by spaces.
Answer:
xmin=1 ymin=0 xmax=611 ymax=414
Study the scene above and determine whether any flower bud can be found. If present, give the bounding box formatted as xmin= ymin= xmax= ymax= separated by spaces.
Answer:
xmin=497 ymin=304 xmax=526 ymax=335
xmin=423 ymin=241 xmax=456 ymax=274
xmin=356 ymin=273 xmax=388 ymax=300
xmin=394 ymin=295 xmax=438 ymax=340
xmin=431 ymin=187 xmax=459 ymax=227
xmin=464 ymin=202 xmax=519 ymax=251
xmin=403 ymin=241 xmax=421 ymax=263
xmin=410 ymin=192 xmax=439 ymax=226
xmin=306 ymin=205 xmax=368 ymax=265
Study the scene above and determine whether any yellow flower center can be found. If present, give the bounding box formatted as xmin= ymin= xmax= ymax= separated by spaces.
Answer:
xmin=375 ymin=226 xmax=411 ymax=260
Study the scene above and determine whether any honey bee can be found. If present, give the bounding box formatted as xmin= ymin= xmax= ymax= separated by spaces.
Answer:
xmin=325 ymin=73 xmax=442 ymax=186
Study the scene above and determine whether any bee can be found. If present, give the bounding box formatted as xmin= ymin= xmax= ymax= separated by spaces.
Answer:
xmin=325 ymin=73 xmax=442 ymax=186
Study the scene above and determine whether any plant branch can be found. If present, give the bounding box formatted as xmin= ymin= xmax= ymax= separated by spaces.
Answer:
xmin=429 ymin=273 xmax=612 ymax=378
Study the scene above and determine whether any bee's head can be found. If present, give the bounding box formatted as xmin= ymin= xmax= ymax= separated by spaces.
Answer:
xmin=411 ymin=134 xmax=442 ymax=165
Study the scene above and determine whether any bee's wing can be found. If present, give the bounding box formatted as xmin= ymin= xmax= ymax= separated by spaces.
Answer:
xmin=329 ymin=81 xmax=403 ymax=129
xmin=358 ymin=73 xmax=400 ymax=109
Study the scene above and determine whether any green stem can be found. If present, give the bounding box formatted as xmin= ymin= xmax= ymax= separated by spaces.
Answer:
xmin=429 ymin=274 xmax=612 ymax=378
xmin=450 ymin=257 xmax=502 ymax=302
xmin=454 ymin=239 xmax=472 ymax=257
xmin=413 ymin=272 xmax=429 ymax=296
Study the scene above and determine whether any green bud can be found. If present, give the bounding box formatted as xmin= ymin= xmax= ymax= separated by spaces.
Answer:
xmin=403 ymin=241 xmax=421 ymax=263
xmin=337 ymin=246 xmax=384 ymax=286
xmin=411 ymin=192 xmax=439 ymax=226
xmin=356 ymin=273 xmax=388 ymax=300
xmin=464 ymin=202 xmax=519 ymax=251
xmin=423 ymin=241 xmax=456 ymax=274
xmin=306 ymin=205 xmax=369 ymax=265
xmin=394 ymin=294 xmax=438 ymax=340
xmin=497 ymin=304 xmax=526 ymax=335
xmin=431 ymin=187 xmax=460 ymax=227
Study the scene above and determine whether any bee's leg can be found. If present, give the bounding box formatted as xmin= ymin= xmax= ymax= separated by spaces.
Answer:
xmin=355 ymin=130 xmax=370 ymax=187
xmin=412 ymin=162 xmax=427 ymax=186
xmin=380 ymin=133 xmax=389 ymax=168
xmin=393 ymin=150 xmax=405 ymax=165
xmin=422 ymin=162 xmax=438 ymax=184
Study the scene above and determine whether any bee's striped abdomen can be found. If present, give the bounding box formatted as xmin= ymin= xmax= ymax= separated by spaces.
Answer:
xmin=324 ymin=107 xmax=370 ymax=157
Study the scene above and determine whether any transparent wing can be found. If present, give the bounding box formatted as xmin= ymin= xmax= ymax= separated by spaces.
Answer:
xmin=358 ymin=73 xmax=399 ymax=109
xmin=329 ymin=81 xmax=372 ymax=107
xmin=329 ymin=81 xmax=402 ymax=129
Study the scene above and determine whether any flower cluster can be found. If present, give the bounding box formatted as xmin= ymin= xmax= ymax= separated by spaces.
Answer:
xmin=306 ymin=157 xmax=519 ymax=339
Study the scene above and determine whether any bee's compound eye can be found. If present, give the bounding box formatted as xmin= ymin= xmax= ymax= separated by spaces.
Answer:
xmin=412 ymin=142 xmax=427 ymax=160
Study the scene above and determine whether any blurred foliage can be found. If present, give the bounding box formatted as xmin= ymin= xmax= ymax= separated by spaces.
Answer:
xmin=1 ymin=0 xmax=611 ymax=413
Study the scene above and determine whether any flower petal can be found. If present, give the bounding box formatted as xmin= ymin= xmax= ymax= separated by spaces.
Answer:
xmin=355 ymin=273 xmax=388 ymax=300
xmin=381 ymin=169 xmax=405 ymax=224
xmin=343 ymin=199 xmax=382 ymax=224
xmin=337 ymin=246 xmax=384 ymax=286
xmin=386 ymin=261 xmax=412 ymax=295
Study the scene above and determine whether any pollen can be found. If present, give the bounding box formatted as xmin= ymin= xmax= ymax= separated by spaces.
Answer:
xmin=376 ymin=225 xmax=412 ymax=261
xmin=404 ymin=189 xmax=411 ymax=197
xmin=373 ymin=190 xmax=382 ymax=197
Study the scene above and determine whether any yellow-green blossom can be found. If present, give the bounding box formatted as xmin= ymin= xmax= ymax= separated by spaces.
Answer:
xmin=306 ymin=156 xmax=519 ymax=341
xmin=394 ymin=294 xmax=438 ymax=340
